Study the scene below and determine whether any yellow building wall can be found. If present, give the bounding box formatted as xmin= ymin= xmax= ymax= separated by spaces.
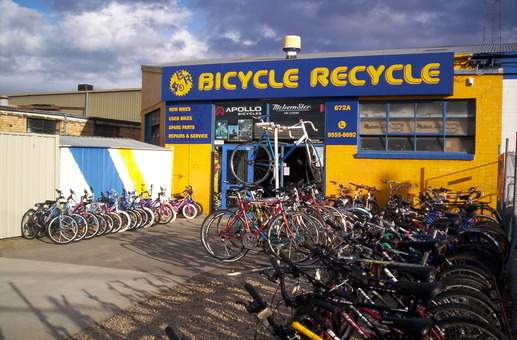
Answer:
xmin=326 ymin=74 xmax=503 ymax=206
xmin=165 ymin=143 xmax=212 ymax=213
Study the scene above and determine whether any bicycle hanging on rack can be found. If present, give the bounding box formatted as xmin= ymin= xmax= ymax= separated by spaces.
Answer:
xmin=229 ymin=118 xmax=323 ymax=185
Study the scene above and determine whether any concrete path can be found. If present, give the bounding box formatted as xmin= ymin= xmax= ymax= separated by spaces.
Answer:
xmin=0 ymin=218 xmax=250 ymax=340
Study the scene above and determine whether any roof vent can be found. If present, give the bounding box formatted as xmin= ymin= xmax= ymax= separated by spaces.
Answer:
xmin=283 ymin=35 xmax=301 ymax=59
xmin=78 ymin=84 xmax=93 ymax=91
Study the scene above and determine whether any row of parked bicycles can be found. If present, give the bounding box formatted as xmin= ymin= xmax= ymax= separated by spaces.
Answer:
xmin=196 ymin=180 xmax=511 ymax=339
xmin=21 ymin=185 xmax=201 ymax=244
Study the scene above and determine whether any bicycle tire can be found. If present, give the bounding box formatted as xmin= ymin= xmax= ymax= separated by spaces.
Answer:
xmin=142 ymin=207 xmax=155 ymax=228
xmin=84 ymin=213 xmax=100 ymax=239
xmin=230 ymin=142 xmax=272 ymax=184
xmin=201 ymin=209 xmax=248 ymax=262
xmin=267 ymin=211 xmax=320 ymax=263
xmin=47 ymin=215 xmax=78 ymax=244
xmin=21 ymin=209 xmax=38 ymax=239
xmin=102 ymin=213 xmax=114 ymax=234
xmin=117 ymin=211 xmax=131 ymax=232
xmin=182 ymin=203 xmax=198 ymax=219
xmin=70 ymin=214 xmax=88 ymax=241
xmin=433 ymin=316 xmax=506 ymax=339
xmin=95 ymin=213 xmax=108 ymax=236
xmin=431 ymin=288 xmax=502 ymax=327
xmin=108 ymin=212 xmax=122 ymax=233
xmin=305 ymin=141 xmax=323 ymax=184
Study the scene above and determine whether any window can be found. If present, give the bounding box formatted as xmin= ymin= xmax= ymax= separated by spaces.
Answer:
xmin=27 ymin=118 xmax=57 ymax=134
xmin=144 ymin=110 xmax=160 ymax=145
xmin=359 ymin=100 xmax=475 ymax=157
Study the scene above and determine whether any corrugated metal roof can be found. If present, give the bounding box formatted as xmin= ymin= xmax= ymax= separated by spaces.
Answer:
xmin=142 ymin=43 xmax=517 ymax=70
xmin=6 ymin=88 xmax=141 ymax=97
xmin=0 ymin=105 xmax=86 ymax=119
xmin=59 ymin=135 xmax=168 ymax=151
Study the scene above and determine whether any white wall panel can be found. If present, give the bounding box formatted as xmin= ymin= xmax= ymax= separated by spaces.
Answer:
xmin=502 ymin=79 xmax=517 ymax=151
xmin=0 ymin=133 xmax=59 ymax=239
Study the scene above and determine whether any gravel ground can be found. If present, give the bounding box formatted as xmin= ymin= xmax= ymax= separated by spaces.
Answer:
xmin=70 ymin=272 xmax=281 ymax=340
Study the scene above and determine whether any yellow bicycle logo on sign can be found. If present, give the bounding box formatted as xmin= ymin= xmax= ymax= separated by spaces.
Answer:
xmin=169 ymin=69 xmax=193 ymax=97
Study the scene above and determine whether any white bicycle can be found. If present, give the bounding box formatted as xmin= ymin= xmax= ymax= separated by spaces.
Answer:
xmin=229 ymin=119 xmax=323 ymax=185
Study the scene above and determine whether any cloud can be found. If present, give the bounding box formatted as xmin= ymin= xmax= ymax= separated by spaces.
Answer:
xmin=1 ymin=0 xmax=516 ymax=94
xmin=0 ymin=0 xmax=207 ymax=93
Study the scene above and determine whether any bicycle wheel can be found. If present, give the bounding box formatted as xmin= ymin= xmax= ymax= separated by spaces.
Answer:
xmin=21 ymin=209 xmax=37 ymax=239
xmin=305 ymin=141 xmax=323 ymax=184
xmin=84 ymin=213 xmax=100 ymax=239
xmin=201 ymin=209 xmax=248 ymax=262
xmin=135 ymin=208 xmax=148 ymax=229
xmin=434 ymin=317 xmax=506 ymax=339
xmin=142 ymin=207 xmax=155 ymax=228
xmin=230 ymin=142 xmax=272 ymax=184
xmin=117 ymin=211 xmax=131 ymax=232
xmin=108 ymin=212 xmax=122 ymax=233
xmin=71 ymin=214 xmax=88 ymax=241
xmin=47 ymin=215 xmax=78 ymax=244
xmin=267 ymin=211 xmax=320 ymax=263
xmin=102 ymin=213 xmax=114 ymax=234
xmin=95 ymin=214 xmax=108 ymax=236
xmin=156 ymin=204 xmax=176 ymax=224
xmin=182 ymin=203 xmax=198 ymax=219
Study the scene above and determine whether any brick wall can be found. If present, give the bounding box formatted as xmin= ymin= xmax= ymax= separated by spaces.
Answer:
xmin=0 ymin=113 xmax=26 ymax=132
xmin=60 ymin=120 xmax=94 ymax=136
xmin=118 ymin=125 xmax=140 ymax=140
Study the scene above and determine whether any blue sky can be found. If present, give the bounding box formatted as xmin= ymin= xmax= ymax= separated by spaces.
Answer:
xmin=1 ymin=0 xmax=516 ymax=93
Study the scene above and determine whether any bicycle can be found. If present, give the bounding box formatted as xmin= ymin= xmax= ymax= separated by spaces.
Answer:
xmin=230 ymin=118 xmax=323 ymax=185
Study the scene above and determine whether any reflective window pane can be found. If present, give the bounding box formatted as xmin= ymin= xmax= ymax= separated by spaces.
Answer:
xmin=447 ymin=101 xmax=475 ymax=117
xmin=389 ymin=118 xmax=414 ymax=133
xmin=388 ymin=137 xmax=414 ymax=151
xmin=360 ymin=136 xmax=386 ymax=151
xmin=416 ymin=102 xmax=442 ymax=117
xmin=445 ymin=117 xmax=475 ymax=135
xmin=360 ymin=103 xmax=386 ymax=118
xmin=445 ymin=137 xmax=474 ymax=153
xmin=390 ymin=103 xmax=414 ymax=117
xmin=360 ymin=119 xmax=386 ymax=135
xmin=416 ymin=137 xmax=443 ymax=152
xmin=416 ymin=118 xmax=443 ymax=133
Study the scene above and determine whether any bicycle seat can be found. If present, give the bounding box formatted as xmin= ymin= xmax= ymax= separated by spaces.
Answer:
xmin=44 ymin=200 xmax=56 ymax=205
xmin=388 ymin=281 xmax=441 ymax=302
xmin=385 ymin=262 xmax=436 ymax=282
xmin=397 ymin=240 xmax=446 ymax=252
xmin=380 ymin=317 xmax=433 ymax=338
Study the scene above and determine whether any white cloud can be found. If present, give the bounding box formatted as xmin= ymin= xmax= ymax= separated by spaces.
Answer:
xmin=0 ymin=0 xmax=208 ymax=93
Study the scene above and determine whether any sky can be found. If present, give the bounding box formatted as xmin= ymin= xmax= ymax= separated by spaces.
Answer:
xmin=1 ymin=0 xmax=516 ymax=94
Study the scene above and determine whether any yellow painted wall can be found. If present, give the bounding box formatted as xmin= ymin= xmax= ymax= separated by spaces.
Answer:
xmin=165 ymin=143 xmax=212 ymax=213
xmin=326 ymin=74 xmax=503 ymax=206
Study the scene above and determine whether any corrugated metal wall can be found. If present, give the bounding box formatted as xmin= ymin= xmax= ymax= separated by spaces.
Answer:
xmin=87 ymin=91 xmax=141 ymax=122
xmin=8 ymin=90 xmax=141 ymax=122
xmin=8 ymin=94 xmax=85 ymax=116
xmin=0 ymin=133 xmax=59 ymax=239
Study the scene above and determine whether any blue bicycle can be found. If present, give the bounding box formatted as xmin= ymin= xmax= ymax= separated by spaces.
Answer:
xmin=229 ymin=119 xmax=323 ymax=185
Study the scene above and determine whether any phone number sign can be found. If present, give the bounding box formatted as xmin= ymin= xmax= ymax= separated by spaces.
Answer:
xmin=165 ymin=104 xmax=213 ymax=144
xmin=325 ymin=100 xmax=358 ymax=145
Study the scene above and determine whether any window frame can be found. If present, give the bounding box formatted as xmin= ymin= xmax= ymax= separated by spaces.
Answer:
xmin=26 ymin=118 xmax=58 ymax=135
xmin=357 ymin=100 xmax=475 ymax=160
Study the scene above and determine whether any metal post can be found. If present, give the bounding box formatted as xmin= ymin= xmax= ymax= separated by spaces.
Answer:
xmin=513 ymin=132 xmax=517 ymax=215
xmin=274 ymin=126 xmax=279 ymax=190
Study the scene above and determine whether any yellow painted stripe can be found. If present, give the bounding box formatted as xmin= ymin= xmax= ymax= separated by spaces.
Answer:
xmin=118 ymin=149 xmax=148 ymax=195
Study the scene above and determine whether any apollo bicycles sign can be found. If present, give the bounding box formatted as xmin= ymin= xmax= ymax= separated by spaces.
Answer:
xmin=162 ymin=53 xmax=453 ymax=101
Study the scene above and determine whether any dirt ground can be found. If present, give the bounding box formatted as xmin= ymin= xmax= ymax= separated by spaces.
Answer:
xmin=71 ymin=272 xmax=280 ymax=340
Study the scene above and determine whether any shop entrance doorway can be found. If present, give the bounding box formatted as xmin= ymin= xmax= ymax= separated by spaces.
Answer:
xmin=218 ymin=143 xmax=324 ymax=208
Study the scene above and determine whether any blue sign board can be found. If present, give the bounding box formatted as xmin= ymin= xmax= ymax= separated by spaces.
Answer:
xmin=162 ymin=53 xmax=453 ymax=101
xmin=325 ymin=100 xmax=358 ymax=145
xmin=165 ymin=103 xmax=212 ymax=144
